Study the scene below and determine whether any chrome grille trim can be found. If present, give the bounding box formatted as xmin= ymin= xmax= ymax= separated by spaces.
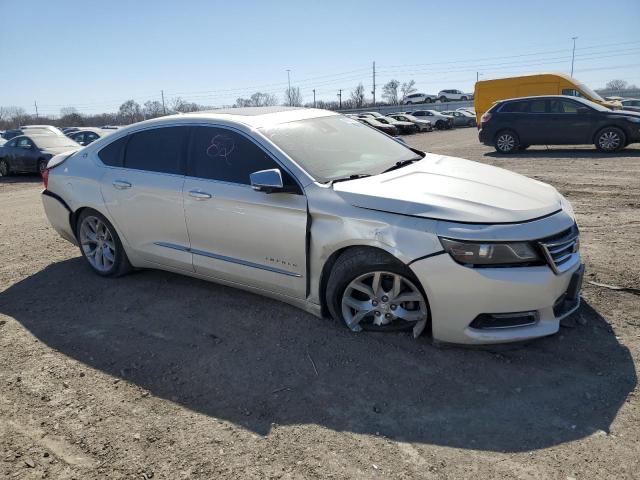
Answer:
xmin=538 ymin=225 xmax=580 ymax=275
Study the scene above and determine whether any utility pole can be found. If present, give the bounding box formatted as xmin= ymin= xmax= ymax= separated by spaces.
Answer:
xmin=34 ymin=101 xmax=39 ymax=118
xmin=476 ymin=71 xmax=479 ymax=82
xmin=372 ymin=61 xmax=376 ymax=106
xmin=337 ymin=89 xmax=342 ymax=109
xmin=313 ymin=89 xmax=316 ymax=108
xmin=286 ymin=69 xmax=292 ymax=106
xmin=570 ymin=37 xmax=578 ymax=77
xmin=161 ymin=90 xmax=166 ymax=114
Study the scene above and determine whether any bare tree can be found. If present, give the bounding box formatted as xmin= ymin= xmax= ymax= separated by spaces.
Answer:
xmin=400 ymin=80 xmax=417 ymax=103
xmin=171 ymin=97 xmax=200 ymax=113
xmin=143 ymin=100 xmax=165 ymax=118
xmin=350 ymin=83 xmax=366 ymax=108
xmin=284 ymin=87 xmax=303 ymax=107
xmin=59 ymin=107 xmax=84 ymax=126
xmin=0 ymin=106 xmax=29 ymax=128
xmin=118 ymin=100 xmax=143 ymax=124
xmin=606 ymin=79 xmax=628 ymax=91
xmin=382 ymin=80 xmax=400 ymax=105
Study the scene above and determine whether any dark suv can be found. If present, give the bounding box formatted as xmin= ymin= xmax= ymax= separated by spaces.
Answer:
xmin=479 ymin=95 xmax=640 ymax=153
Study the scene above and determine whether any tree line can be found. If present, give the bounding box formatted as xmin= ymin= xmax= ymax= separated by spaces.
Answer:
xmin=2 ymin=78 xmax=633 ymax=130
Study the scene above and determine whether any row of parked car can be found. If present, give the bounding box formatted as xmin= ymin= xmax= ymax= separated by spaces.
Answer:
xmin=402 ymin=89 xmax=474 ymax=105
xmin=0 ymin=125 xmax=119 ymax=176
xmin=346 ymin=108 xmax=476 ymax=136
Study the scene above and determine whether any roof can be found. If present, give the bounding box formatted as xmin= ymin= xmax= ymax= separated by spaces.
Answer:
xmin=154 ymin=106 xmax=337 ymax=129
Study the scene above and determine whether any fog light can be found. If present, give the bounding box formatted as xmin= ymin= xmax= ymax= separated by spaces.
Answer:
xmin=469 ymin=311 xmax=539 ymax=330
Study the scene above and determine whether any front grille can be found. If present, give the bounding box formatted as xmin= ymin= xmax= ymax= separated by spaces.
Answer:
xmin=538 ymin=225 xmax=580 ymax=274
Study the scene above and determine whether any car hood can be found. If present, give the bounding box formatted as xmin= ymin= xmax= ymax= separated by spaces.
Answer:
xmin=333 ymin=153 xmax=563 ymax=223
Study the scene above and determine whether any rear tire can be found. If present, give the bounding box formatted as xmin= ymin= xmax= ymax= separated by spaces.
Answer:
xmin=494 ymin=130 xmax=519 ymax=154
xmin=435 ymin=120 xmax=445 ymax=130
xmin=0 ymin=159 xmax=9 ymax=177
xmin=595 ymin=126 xmax=625 ymax=152
xmin=439 ymin=96 xmax=447 ymax=102
xmin=327 ymin=248 xmax=429 ymax=336
xmin=425 ymin=98 xmax=432 ymax=103
xmin=461 ymin=96 xmax=468 ymax=101
xmin=76 ymin=209 xmax=132 ymax=277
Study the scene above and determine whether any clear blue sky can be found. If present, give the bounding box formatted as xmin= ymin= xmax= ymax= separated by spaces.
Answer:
xmin=1 ymin=0 xmax=639 ymax=115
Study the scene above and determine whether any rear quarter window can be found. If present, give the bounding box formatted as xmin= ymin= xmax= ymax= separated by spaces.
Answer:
xmin=98 ymin=136 xmax=127 ymax=167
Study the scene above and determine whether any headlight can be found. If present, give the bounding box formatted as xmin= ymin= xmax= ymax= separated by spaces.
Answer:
xmin=439 ymin=238 xmax=541 ymax=266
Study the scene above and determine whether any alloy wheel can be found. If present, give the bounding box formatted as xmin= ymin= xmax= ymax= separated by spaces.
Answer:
xmin=79 ymin=215 xmax=116 ymax=272
xmin=0 ymin=160 xmax=8 ymax=177
xmin=598 ymin=131 xmax=621 ymax=151
xmin=496 ymin=133 xmax=516 ymax=152
xmin=341 ymin=271 xmax=427 ymax=333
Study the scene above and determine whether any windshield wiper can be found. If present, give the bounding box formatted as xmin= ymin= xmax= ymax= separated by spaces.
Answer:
xmin=330 ymin=174 xmax=372 ymax=184
xmin=380 ymin=157 xmax=422 ymax=174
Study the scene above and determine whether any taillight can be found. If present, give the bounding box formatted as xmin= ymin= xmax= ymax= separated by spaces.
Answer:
xmin=42 ymin=168 xmax=49 ymax=189
xmin=480 ymin=112 xmax=492 ymax=124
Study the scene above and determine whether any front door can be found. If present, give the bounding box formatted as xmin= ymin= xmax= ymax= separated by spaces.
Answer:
xmin=183 ymin=126 xmax=308 ymax=299
xmin=99 ymin=126 xmax=193 ymax=271
xmin=547 ymin=99 xmax=593 ymax=144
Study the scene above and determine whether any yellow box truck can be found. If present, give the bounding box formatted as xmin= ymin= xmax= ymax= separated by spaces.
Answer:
xmin=474 ymin=73 xmax=621 ymax=123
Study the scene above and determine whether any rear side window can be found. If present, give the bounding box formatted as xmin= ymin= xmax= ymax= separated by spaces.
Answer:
xmin=125 ymin=126 xmax=188 ymax=174
xmin=500 ymin=101 xmax=528 ymax=113
xmin=530 ymin=100 xmax=546 ymax=113
xmin=98 ymin=136 xmax=127 ymax=167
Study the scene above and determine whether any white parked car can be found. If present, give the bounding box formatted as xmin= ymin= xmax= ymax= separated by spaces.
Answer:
xmin=407 ymin=110 xmax=454 ymax=129
xmin=437 ymin=89 xmax=473 ymax=102
xmin=20 ymin=125 xmax=66 ymax=136
xmin=388 ymin=113 xmax=433 ymax=132
xmin=402 ymin=92 xmax=438 ymax=105
xmin=42 ymin=107 xmax=583 ymax=345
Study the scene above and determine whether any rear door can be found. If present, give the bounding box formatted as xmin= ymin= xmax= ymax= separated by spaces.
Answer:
xmin=500 ymin=99 xmax=549 ymax=144
xmin=15 ymin=137 xmax=35 ymax=171
xmin=99 ymin=126 xmax=193 ymax=271
xmin=182 ymin=125 xmax=308 ymax=298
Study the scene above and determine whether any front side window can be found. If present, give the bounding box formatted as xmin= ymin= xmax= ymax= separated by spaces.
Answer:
xmin=124 ymin=126 xmax=188 ymax=174
xmin=17 ymin=137 xmax=33 ymax=148
xmin=550 ymin=100 xmax=582 ymax=114
xmin=260 ymin=115 xmax=418 ymax=183
xmin=189 ymin=126 xmax=290 ymax=186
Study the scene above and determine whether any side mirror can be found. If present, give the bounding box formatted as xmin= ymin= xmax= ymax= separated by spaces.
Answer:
xmin=250 ymin=168 xmax=284 ymax=193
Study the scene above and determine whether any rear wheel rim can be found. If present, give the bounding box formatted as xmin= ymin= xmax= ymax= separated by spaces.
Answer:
xmin=79 ymin=216 xmax=116 ymax=272
xmin=38 ymin=160 xmax=47 ymax=173
xmin=497 ymin=133 xmax=515 ymax=152
xmin=0 ymin=160 xmax=7 ymax=176
xmin=341 ymin=271 xmax=427 ymax=333
xmin=599 ymin=131 xmax=621 ymax=150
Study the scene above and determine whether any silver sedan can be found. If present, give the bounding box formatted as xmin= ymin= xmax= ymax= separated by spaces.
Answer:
xmin=42 ymin=107 xmax=583 ymax=344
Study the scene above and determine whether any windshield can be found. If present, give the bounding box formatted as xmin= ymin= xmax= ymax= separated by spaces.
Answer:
xmin=33 ymin=136 xmax=79 ymax=148
xmin=577 ymin=82 xmax=605 ymax=102
xmin=260 ymin=115 xmax=418 ymax=183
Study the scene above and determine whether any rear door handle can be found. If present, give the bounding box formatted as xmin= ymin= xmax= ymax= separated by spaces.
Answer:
xmin=189 ymin=190 xmax=212 ymax=200
xmin=112 ymin=180 xmax=132 ymax=189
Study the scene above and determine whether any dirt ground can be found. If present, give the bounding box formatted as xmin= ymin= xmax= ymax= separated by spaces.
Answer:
xmin=1 ymin=128 xmax=638 ymax=479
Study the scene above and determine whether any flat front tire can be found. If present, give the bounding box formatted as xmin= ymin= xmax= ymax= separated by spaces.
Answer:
xmin=327 ymin=248 xmax=429 ymax=337
xmin=595 ymin=127 xmax=625 ymax=152
xmin=76 ymin=209 xmax=132 ymax=277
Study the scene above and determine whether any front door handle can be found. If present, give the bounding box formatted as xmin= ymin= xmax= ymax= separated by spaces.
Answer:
xmin=189 ymin=190 xmax=212 ymax=200
xmin=112 ymin=180 xmax=132 ymax=189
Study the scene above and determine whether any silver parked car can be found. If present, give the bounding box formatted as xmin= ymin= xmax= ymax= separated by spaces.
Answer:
xmin=42 ymin=107 xmax=583 ymax=345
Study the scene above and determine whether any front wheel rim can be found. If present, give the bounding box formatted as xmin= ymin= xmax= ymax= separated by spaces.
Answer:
xmin=497 ymin=134 xmax=515 ymax=151
xmin=79 ymin=216 xmax=116 ymax=272
xmin=599 ymin=131 xmax=621 ymax=150
xmin=341 ymin=271 xmax=428 ymax=334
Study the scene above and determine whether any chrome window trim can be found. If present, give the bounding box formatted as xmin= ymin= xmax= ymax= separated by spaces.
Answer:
xmin=154 ymin=242 xmax=302 ymax=278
